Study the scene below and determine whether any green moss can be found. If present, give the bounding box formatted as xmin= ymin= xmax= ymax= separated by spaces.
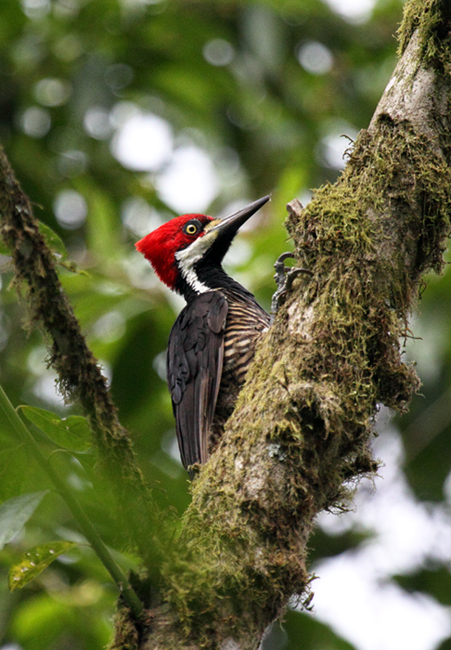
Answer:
xmin=288 ymin=118 xmax=451 ymax=414
xmin=108 ymin=606 xmax=140 ymax=650
xmin=398 ymin=0 xmax=451 ymax=74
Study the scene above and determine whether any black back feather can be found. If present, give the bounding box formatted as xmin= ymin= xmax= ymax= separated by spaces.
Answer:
xmin=167 ymin=290 xmax=228 ymax=474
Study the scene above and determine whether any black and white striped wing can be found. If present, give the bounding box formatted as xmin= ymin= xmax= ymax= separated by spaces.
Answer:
xmin=167 ymin=291 xmax=228 ymax=472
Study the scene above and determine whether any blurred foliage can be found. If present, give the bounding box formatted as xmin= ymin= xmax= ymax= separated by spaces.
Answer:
xmin=394 ymin=565 xmax=451 ymax=607
xmin=1 ymin=0 xmax=451 ymax=648
xmin=262 ymin=610 xmax=357 ymax=649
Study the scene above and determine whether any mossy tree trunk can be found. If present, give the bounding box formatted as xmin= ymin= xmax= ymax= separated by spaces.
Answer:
xmin=133 ymin=2 xmax=451 ymax=648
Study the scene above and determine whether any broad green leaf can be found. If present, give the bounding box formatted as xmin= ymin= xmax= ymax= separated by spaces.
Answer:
xmin=9 ymin=541 xmax=77 ymax=592
xmin=0 ymin=491 xmax=49 ymax=550
xmin=37 ymin=221 xmax=68 ymax=260
xmin=19 ymin=406 xmax=92 ymax=452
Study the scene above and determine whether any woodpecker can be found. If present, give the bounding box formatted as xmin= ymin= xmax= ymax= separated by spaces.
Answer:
xmin=136 ymin=195 xmax=271 ymax=476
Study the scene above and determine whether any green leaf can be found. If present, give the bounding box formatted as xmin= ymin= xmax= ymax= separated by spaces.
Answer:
xmin=394 ymin=566 xmax=451 ymax=606
xmin=0 ymin=491 xmax=49 ymax=551
xmin=37 ymin=221 xmax=68 ymax=260
xmin=8 ymin=541 xmax=77 ymax=592
xmin=19 ymin=406 xmax=92 ymax=452
xmin=283 ymin=609 xmax=357 ymax=650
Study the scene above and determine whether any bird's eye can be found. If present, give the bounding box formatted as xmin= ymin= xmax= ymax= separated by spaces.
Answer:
xmin=183 ymin=220 xmax=201 ymax=236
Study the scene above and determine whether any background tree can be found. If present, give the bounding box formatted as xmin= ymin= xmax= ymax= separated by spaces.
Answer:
xmin=1 ymin=0 xmax=451 ymax=649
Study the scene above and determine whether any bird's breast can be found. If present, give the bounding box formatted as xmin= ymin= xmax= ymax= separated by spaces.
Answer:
xmin=219 ymin=290 xmax=269 ymax=401
xmin=223 ymin=306 xmax=269 ymax=382
xmin=208 ymin=288 xmax=269 ymax=455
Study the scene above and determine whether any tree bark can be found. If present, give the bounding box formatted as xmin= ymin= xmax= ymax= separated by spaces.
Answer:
xmin=133 ymin=1 xmax=451 ymax=648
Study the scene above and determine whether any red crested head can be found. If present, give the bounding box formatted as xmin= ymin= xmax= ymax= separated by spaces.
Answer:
xmin=135 ymin=214 xmax=214 ymax=290
xmin=136 ymin=195 xmax=271 ymax=297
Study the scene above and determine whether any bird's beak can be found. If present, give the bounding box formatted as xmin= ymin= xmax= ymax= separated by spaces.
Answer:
xmin=206 ymin=195 xmax=271 ymax=236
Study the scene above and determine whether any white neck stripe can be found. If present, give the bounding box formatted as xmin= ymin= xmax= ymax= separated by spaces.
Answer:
xmin=175 ymin=234 xmax=216 ymax=294
xmin=180 ymin=268 xmax=209 ymax=294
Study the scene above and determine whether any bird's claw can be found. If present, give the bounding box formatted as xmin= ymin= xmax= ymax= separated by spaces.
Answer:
xmin=271 ymin=252 xmax=313 ymax=317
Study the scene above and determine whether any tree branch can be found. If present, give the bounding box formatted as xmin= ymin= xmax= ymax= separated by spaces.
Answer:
xmin=133 ymin=1 xmax=451 ymax=647
xmin=0 ymin=145 xmax=162 ymax=569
